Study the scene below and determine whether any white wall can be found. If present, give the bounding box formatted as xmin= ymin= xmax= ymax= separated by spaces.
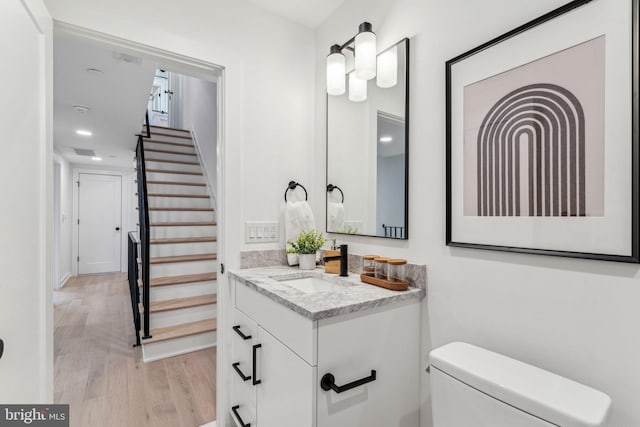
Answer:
xmin=314 ymin=1 xmax=640 ymax=426
xmin=182 ymin=75 xmax=218 ymax=200
xmin=44 ymin=0 xmax=316 ymax=257
xmin=0 ymin=0 xmax=53 ymax=403
xmin=53 ymin=151 xmax=73 ymax=286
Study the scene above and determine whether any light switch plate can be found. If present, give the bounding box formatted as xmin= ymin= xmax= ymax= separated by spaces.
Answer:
xmin=245 ymin=221 xmax=279 ymax=243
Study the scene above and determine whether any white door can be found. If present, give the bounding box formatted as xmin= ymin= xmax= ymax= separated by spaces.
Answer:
xmin=0 ymin=0 xmax=52 ymax=402
xmin=78 ymin=173 xmax=122 ymax=274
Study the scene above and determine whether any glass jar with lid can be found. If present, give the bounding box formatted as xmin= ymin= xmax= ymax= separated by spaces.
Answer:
xmin=387 ymin=259 xmax=407 ymax=283
xmin=374 ymin=257 xmax=389 ymax=279
xmin=362 ymin=255 xmax=379 ymax=276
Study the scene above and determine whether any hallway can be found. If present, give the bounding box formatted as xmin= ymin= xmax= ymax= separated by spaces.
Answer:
xmin=54 ymin=273 xmax=216 ymax=427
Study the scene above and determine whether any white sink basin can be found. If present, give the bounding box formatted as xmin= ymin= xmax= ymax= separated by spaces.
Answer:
xmin=279 ymin=277 xmax=344 ymax=294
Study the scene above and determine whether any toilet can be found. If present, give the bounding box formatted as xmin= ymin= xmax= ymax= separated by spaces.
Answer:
xmin=429 ymin=342 xmax=612 ymax=427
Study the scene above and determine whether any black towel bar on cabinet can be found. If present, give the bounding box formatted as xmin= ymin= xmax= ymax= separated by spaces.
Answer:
xmin=320 ymin=370 xmax=377 ymax=393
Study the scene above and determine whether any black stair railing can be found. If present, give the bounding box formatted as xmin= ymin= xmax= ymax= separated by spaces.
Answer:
xmin=127 ymin=232 xmax=141 ymax=347
xmin=136 ymin=136 xmax=152 ymax=340
xmin=136 ymin=111 xmax=152 ymax=340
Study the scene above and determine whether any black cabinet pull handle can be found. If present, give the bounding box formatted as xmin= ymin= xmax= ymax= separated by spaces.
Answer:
xmin=233 ymin=325 xmax=252 ymax=340
xmin=0 ymin=338 xmax=4 ymax=360
xmin=252 ymin=344 xmax=262 ymax=385
xmin=321 ymin=370 xmax=377 ymax=394
xmin=232 ymin=362 xmax=251 ymax=382
xmin=231 ymin=405 xmax=250 ymax=427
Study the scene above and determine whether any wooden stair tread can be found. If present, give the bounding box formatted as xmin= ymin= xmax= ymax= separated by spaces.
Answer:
xmin=146 ymin=169 xmax=203 ymax=176
xmin=150 ymin=221 xmax=217 ymax=227
xmin=147 ymin=132 xmax=192 ymax=140
xmin=142 ymin=318 xmax=217 ymax=344
xmin=148 ymin=193 xmax=209 ymax=198
xmin=150 ymin=293 xmax=217 ymax=313
xmin=146 ymin=124 xmax=190 ymax=133
xmin=146 ymin=180 xmax=206 ymax=186
xmin=146 ymin=158 xmax=200 ymax=165
xmin=150 ymin=236 xmax=217 ymax=244
xmin=149 ymin=253 xmax=217 ymax=264
xmin=144 ymin=148 xmax=197 ymax=156
xmin=148 ymin=207 xmax=213 ymax=211
xmin=144 ymin=139 xmax=194 ymax=148
xmin=150 ymin=272 xmax=217 ymax=287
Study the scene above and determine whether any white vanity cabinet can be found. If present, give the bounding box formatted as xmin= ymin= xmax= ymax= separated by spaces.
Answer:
xmin=228 ymin=278 xmax=420 ymax=427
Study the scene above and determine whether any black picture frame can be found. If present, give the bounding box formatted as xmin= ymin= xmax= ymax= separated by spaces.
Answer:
xmin=446 ymin=0 xmax=640 ymax=262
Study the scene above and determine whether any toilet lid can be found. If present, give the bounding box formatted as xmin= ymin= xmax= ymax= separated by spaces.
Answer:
xmin=430 ymin=342 xmax=611 ymax=427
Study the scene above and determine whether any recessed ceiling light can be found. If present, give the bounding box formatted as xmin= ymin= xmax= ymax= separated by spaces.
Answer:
xmin=379 ymin=136 xmax=393 ymax=143
xmin=72 ymin=104 xmax=90 ymax=114
xmin=91 ymin=157 xmax=102 ymax=161
xmin=76 ymin=130 xmax=92 ymax=136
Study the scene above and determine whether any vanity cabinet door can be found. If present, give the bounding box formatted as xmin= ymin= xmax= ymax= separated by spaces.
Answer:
xmin=316 ymin=301 xmax=421 ymax=427
xmin=230 ymin=308 xmax=257 ymax=427
xmin=256 ymin=325 xmax=316 ymax=427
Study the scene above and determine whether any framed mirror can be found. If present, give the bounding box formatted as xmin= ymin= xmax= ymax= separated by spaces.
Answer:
xmin=326 ymin=38 xmax=409 ymax=239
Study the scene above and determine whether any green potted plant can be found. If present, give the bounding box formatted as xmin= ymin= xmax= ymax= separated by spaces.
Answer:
xmin=288 ymin=230 xmax=327 ymax=270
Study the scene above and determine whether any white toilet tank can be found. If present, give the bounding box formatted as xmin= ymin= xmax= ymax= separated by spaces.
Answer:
xmin=429 ymin=342 xmax=611 ymax=427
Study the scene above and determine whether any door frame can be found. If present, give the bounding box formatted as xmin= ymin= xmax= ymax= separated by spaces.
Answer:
xmin=71 ymin=167 xmax=132 ymax=276
xmin=56 ymin=22 xmax=228 ymax=421
xmin=53 ymin=160 xmax=61 ymax=287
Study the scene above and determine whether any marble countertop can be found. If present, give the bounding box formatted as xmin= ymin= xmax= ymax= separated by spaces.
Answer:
xmin=228 ymin=266 xmax=425 ymax=321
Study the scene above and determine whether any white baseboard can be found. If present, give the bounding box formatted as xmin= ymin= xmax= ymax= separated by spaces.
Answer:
xmin=59 ymin=272 xmax=72 ymax=288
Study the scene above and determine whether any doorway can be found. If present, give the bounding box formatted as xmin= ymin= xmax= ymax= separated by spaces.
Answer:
xmin=53 ymin=23 xmax=225 ymax=427
xmin=78 ymin=173 xmax=122 ymax=274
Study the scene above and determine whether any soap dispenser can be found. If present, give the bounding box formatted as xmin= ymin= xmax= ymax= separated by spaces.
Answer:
xmin=324 ymin=239 xmax=340 ymax=274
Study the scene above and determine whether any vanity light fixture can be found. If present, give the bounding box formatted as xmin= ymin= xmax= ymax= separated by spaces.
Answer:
xmin=379 ymin=136 xmax=393 ymax=143
xmin=349 ymin=72 xmax=367 ymax=102
xmin=354 ymin=22 xmax=376 ymax=80
xmin=327 ymin=45 xmax=346 ymax=95
xmin=327 ymin=22 xmax=377 ymax=97
xmin=76 ymin=129 xmax=92 ymax=136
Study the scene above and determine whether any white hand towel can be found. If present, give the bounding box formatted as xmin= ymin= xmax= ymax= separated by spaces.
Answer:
xmin=327 ymin=201 xmax=345 ymax=233
xmin=284 ymin=200 xmax=316 ymax=266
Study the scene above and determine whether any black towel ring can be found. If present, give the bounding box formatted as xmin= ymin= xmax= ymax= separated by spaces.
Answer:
xmin=284 ymin=181 xmax=308 ymax=202
xmin=327 ymin=184 xmax=344 ymax=203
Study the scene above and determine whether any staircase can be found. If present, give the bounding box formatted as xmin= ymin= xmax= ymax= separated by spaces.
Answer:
xmin=136 ymin=124 xmax=218 ymax=362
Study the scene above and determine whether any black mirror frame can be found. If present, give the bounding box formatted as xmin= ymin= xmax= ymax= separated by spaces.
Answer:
xmin=325 ymin=37 xmax=410 ymax=240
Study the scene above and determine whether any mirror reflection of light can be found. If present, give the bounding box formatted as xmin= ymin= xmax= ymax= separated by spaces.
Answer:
xmin=379 ymin=136 xmax=393 ymax=143
xmin=377 ymin=46 xmax=398 ymax=88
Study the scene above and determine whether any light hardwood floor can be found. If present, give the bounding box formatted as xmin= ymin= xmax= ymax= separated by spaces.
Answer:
xmin=54 ymin=272 xmax=216 ymax=427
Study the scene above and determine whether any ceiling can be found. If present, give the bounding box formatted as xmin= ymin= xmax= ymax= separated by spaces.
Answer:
xmin=53 ymin=34 xmax=157 ymax=168
xmin=248 ymin=0 xmax=345 ymax=28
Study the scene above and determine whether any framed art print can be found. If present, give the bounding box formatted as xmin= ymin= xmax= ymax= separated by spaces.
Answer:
xmin=446 ymin=0 xmax=639 ymax=262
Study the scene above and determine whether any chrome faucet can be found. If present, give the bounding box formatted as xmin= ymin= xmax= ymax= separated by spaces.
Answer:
xmin=323 ymin=244 xmax=348 ymax=277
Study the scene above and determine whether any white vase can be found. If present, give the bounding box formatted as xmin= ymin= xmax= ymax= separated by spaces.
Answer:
xmin=298 ymin=253 xmax=317 ymax=270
